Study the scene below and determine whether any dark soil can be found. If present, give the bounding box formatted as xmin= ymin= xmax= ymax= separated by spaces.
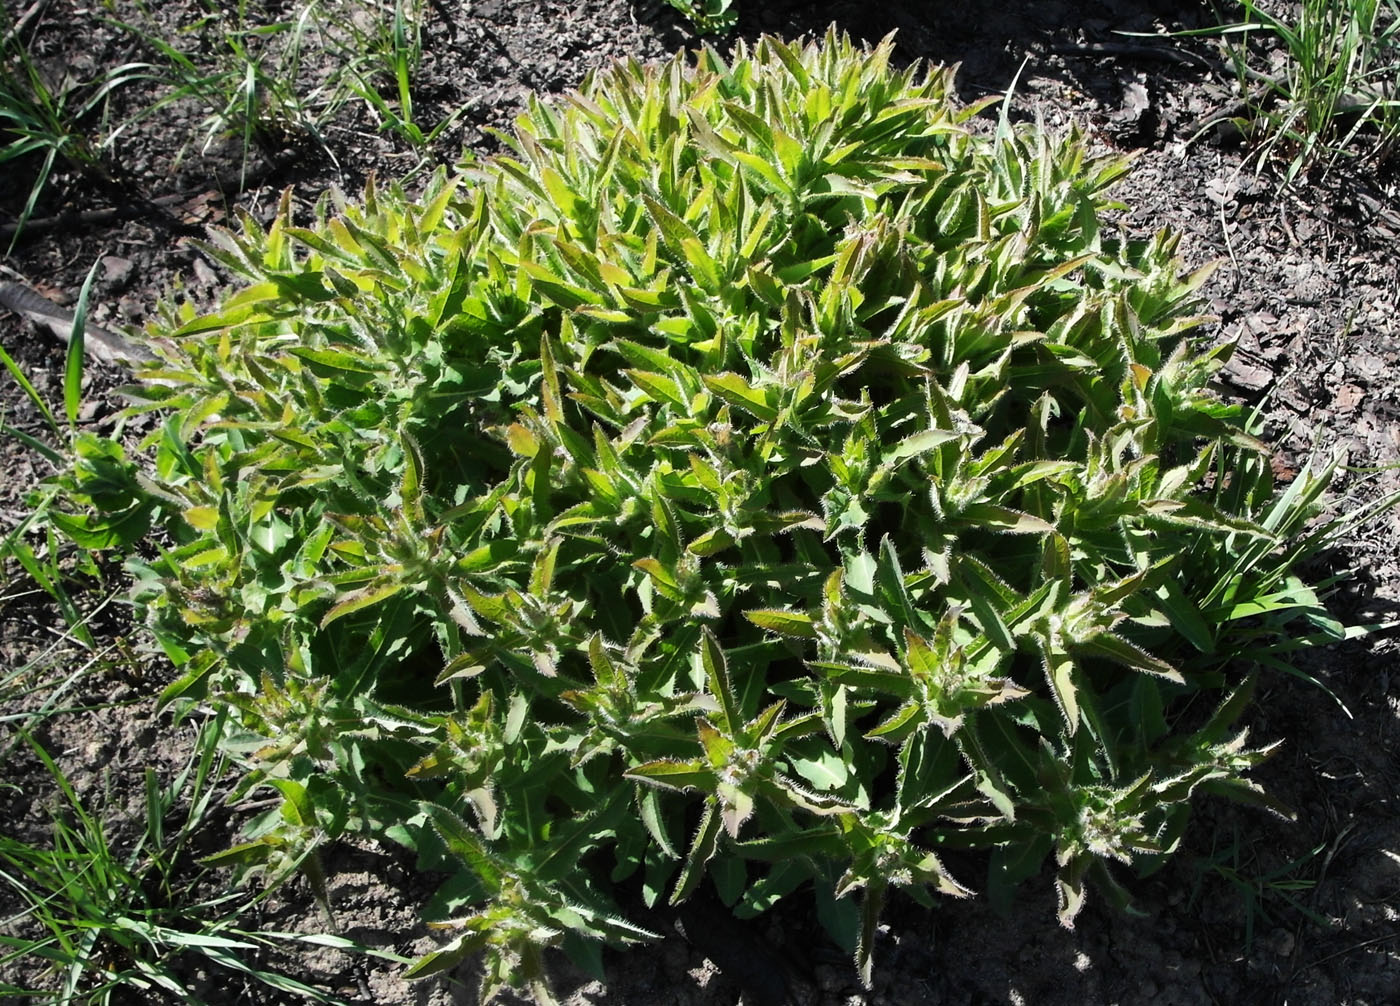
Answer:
xmin=3 ymin=1 xmax=1399 ymax=1004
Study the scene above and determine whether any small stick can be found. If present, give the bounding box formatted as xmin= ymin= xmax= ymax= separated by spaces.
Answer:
xmin=1 ymin=0 xmax=50 ymax=47
xmin=0 ymin=192 xmax=186 ymax=240
xmin=1053 ymin=40 xmax=1219 ymax=71
xmin=0 ymin=147 xmax=305 ymax=242
xmin=1300 ymin=929 xmax=1400 ymax=971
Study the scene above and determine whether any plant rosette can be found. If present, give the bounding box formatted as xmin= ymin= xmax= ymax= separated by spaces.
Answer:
xmin=54 ymin=28 xmax=1367 ymax=1002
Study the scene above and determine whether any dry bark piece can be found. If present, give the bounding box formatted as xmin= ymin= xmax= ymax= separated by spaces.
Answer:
xmin=0 ymin=281 xmax=155 ymax=366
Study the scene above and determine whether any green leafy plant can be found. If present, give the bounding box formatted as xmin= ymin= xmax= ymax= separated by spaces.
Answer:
xmin=53 ymin=29 xmax=1379 ymax=1001
xmin=0 ymin=262 xmax=127 ymax=749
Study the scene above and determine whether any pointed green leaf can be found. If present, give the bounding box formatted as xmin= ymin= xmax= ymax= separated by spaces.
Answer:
xmin=701 ymin=629 xmax=740 ymax=732
xmin=404 ymin=930 xmax=491 ymax=980
xmin=638 ymin=786 xmax=680 ymax=859
xmin=744 ymin=608 xmax=817 ymax=639
xmin=855 ymin=881 xmax=887 ymax=989
xmin=1078 ymin=633 xmax=1183 ymax=683
xmin=321 ymin=581 xmax=405 ymax=628
xmin=626 ymin=759 xmax=716 ymax=792
xmin=957 ymin=503 xmax=1055 ymax=534
xmin=703 ymin=372 xmax=779 ymax=422
xmin=880 ymin=429 xmax=959 ymax=466
xmin=810 ymin=661 xmax=913 ymax=699
xmin=671 ymin=799 xmax=722 ymax=905
xmin=1043 ymin=643 xmax=1079 ymax=733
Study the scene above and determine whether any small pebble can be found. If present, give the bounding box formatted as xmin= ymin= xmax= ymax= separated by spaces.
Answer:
xmin=102 ymin=255 xmax=134 ymax=285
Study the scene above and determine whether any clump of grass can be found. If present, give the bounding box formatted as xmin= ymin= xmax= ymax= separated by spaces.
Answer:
xmin=1199 ymin=0 xmax=1400 ymax=181
xmin=3 ymin=0 xmax=466 ymax=232
xmin=663 ymin=0 xmax=738 ymax=34
xmin=108 ymin=0 xmax=466 ymax=181
xmin=0 ymin=719 xmax=407 ymax=1003
xmin=111 ymin=0 xmax=352 ymax=180
xmin=1187 ymin=824 xmax=1331 ymax=955
xmin=0 ymin=10 xmax=147 ymax=246
xmin=341 ymin=0 xmax=463 ymax=157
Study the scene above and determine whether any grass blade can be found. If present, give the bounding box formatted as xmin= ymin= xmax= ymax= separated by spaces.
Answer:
xmin=64 ymin=259 xmax=101 ymax=427
xmin=0 ymin=341 xmax=59 ymax=435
